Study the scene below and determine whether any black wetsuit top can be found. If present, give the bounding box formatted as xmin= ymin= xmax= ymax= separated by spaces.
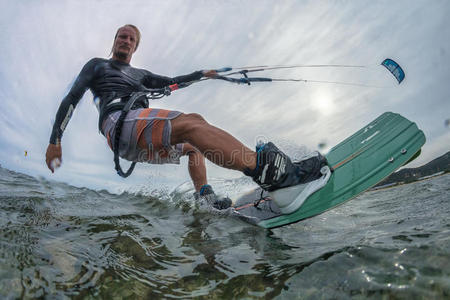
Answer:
xmin=49 ymin=58 xmax=203 ymax=144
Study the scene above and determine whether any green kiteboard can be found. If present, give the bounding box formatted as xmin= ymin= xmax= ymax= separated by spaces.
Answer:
xmin=231 ymin=112 xmax=426 ymax=229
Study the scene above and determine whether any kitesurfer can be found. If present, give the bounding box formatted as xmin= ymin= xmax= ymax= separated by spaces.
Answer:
xmin=45 ymin=24 xmax=328 ymax=210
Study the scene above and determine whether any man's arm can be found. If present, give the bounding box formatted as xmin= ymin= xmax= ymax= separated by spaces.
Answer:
xmin=143 ymin=70 xmax=204 ymax=88
xmin=46 ymin=58 xmax=97 ymax=172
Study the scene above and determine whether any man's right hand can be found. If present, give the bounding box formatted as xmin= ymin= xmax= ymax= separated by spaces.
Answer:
xmin=46 ymin=143 xmax=62 ymax=173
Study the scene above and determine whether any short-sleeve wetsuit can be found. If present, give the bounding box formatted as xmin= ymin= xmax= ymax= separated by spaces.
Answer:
xmin=49 ymin=58 xmax=203 ymax=144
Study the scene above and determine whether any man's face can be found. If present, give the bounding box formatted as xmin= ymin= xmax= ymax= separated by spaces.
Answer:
xmin=112 ymin=26 xmax=138 ymax=62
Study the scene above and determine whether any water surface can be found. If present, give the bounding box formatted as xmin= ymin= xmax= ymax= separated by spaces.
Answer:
xmin=0 ymin=167 xmax=449 ymax=298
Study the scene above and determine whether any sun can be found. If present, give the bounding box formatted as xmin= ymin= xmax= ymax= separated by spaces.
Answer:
xmin=311 ymin=90 xmax=335 ymax=116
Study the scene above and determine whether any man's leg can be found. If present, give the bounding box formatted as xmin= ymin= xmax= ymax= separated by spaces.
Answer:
xmin=180 ymin=142 xmax=233 ymax=209
xmin=171 ymin=113 xmax=328 ymax=194
xmin=182 ymin=143 xmax=207 ymax=192
xmin=171 ymin=113 xmax=257 ymax=172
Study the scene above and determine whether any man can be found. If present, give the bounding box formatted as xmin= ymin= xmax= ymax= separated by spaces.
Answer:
xmin=46 ymin=24 xmax=328 ymax=211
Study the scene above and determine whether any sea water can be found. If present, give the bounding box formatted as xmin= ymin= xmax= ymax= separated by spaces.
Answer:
xmin=0 ymin=166 xmax=449 ymax=298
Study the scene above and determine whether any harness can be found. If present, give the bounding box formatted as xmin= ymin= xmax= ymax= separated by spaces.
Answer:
xmin=111 ymin=83 xmax=190 ymax=178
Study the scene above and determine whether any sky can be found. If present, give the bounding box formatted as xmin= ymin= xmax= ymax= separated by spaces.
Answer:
xmin=0 ymin=0 xmax=449 ymax=194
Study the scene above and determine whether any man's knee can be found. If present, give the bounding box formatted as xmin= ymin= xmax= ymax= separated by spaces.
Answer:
xmin=182 ymin=143 xmax=200 ymax=156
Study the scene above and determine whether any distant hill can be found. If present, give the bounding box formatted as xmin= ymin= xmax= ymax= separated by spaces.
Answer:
xmin=375 ymin=151 xmax=450 ymax=187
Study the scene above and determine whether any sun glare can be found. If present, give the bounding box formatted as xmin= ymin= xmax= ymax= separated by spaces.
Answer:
xmin=312 ymin=90 xmax=335 ymax=116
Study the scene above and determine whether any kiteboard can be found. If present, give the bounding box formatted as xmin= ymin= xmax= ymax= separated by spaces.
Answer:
xmin=231 ymin=112 xmax=426 ymax=229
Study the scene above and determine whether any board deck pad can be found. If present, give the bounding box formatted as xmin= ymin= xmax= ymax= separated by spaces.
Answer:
xmin=231 ymin=112 xmax=426 ymax=229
